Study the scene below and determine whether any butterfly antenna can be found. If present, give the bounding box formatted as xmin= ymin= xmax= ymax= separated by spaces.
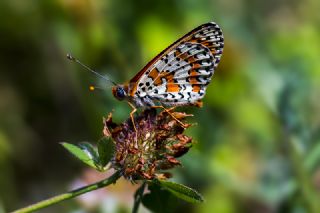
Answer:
xmin=67 ymin=53 xmax=117 ymax=86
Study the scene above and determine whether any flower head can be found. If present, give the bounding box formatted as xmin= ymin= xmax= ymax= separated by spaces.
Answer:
xmin=103 ymin=108 xmax=193 ymax=180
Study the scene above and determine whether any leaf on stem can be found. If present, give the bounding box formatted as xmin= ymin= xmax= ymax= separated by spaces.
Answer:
xmin=156 ymin=180 xmax=204 ymax=203
xmin=142 ymin=183 xmax=177 ymax=213
xmin=61 ymin=142 xmax=98 ymax=170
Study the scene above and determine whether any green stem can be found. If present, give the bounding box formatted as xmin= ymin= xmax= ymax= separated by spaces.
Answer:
xmin=132 ymin=181 xmax=146 ymax=213
xmin=12 ymin=171 xmax=122 ymax=213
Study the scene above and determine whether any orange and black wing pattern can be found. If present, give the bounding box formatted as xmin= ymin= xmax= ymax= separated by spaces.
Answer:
xmin=129 ymin=22 xmax=224 ymax=107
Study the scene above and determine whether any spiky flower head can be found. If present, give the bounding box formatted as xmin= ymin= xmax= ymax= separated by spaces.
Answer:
xmin=103 ymin=108 xmax=193 ymax=180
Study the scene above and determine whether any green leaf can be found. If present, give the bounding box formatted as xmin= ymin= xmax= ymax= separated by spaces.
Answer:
xmin=97 ymin=137 xmax=114 ymax=168
xmin=156 ymin=180 xmax=204 ymax=203
xmin=61 ymin=142 xmax=98 ymax=169
xmin=142 ymin=183 xmax=178 ymax=213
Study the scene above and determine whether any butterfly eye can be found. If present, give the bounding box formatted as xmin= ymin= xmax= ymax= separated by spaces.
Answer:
xmin=116 ymin=87 xmax=126 ymax=100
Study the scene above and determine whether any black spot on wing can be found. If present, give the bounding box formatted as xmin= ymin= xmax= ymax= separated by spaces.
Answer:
xmin=187 ymin=92 xmax=191 ymax=100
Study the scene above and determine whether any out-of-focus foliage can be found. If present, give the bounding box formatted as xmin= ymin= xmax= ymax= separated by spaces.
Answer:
xmin=0 ymin=0 xmax=320 ymax=212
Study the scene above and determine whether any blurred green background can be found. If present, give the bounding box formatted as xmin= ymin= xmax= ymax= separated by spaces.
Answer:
xmin=1 ymin=0 xmax=320 ymax=212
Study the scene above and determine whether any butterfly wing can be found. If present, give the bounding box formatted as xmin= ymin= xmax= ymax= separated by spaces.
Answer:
xmin=130 ymin=22 xmax=224 ymax=107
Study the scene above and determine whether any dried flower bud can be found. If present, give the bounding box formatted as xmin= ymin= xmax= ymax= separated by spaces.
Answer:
xmin=103 ymin=108 xmax=193 ymax=180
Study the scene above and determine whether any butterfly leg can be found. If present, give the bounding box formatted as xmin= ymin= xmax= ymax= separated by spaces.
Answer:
xmin=127 ymin=102 xmax=138 ymax=133
xmin=151 ymin=105 xmax=187 ymax=128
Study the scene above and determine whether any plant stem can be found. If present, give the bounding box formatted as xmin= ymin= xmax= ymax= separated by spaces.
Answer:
xmin=12 ymin=171 xmax=122 ymax=213
xmin=132 ymin=181 xmax=146 ymax=213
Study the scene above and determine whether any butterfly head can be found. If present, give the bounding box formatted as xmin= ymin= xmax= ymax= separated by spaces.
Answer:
xmin=112 ymin=85 xmax=127 ymax=101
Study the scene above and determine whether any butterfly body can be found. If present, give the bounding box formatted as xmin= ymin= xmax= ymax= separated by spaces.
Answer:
xmin=112 ymin=22 xmax=224 ymax=109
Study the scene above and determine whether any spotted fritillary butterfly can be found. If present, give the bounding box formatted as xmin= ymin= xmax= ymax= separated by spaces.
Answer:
xmin=112 ymin=22 xmax=224 ymax=109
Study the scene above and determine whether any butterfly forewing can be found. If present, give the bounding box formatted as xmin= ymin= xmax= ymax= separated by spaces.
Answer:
xmin=130 ymin=22 xmax=224 ymax=107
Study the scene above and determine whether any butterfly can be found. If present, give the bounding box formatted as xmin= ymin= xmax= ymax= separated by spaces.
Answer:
xmin=112 ymin=22 xmax=223 ymax=111
xmin=68 ymin=22 xmax=223 ymax=128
